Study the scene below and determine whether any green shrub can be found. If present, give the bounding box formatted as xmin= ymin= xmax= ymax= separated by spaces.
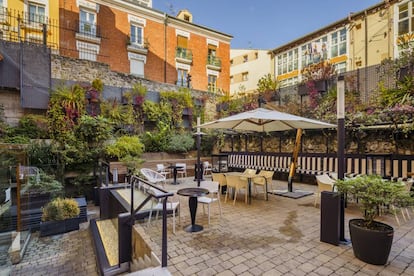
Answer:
xmin=27 ymin=171 xmax=63 ymax=197
xmin=105 ymin=135 xmax=144 ymax=161
xmin=165 ymin=133 xmax=194 ymax=153
xmin=3 ymin=135 xmax=30 ymax=144
xmin=41 ymin=198 xmax=80 ymax=221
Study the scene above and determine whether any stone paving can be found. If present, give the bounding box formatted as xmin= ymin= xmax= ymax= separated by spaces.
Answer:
xmin=8 ymin=177 xmax=414 ymax=275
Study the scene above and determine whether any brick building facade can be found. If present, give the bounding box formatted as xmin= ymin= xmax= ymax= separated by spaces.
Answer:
xmin=59 ymin=0 xmax=232 ymax=93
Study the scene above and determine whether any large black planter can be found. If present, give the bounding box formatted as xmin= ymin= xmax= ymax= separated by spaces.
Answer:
xmin=39 ymin=217 xmax=80 ymax=237
xmin=349 ymin=218 xmax=394 ymax=265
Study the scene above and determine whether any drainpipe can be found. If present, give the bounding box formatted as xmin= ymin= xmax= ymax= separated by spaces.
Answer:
xmin=364 ymin=10 xmax=368 ymax=103
xmin=164 ymin=13 xmax=167 ymax=83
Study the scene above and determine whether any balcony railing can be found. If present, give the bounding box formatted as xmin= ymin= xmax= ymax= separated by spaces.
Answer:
xmin=176 ymin=47 xmax=192 ymax=62
xmin=207 ymin=55 xmax=221 ymax=68
xmin=0 ymin=7 xmax=7 ymax=24
xmin=77 ymin=20 xmax=100 ymax=38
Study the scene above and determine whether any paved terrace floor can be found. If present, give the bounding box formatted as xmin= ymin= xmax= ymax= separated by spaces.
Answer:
xmin=9 ymin=176 xmax=414 ymax=276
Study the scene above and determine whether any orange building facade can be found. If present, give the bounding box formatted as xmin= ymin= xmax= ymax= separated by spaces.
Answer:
xmin=59 ymin=0 xmax=232 ymax=93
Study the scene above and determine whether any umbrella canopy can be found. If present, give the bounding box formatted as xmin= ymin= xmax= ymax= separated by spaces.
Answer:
xmin=198 ymin=108 xmax=336 ymax=132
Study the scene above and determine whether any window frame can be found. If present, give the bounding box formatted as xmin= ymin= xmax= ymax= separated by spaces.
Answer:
xmin=177 ymin=68 xmax=189 ymax=87
xmin=28 ymin=2 xmax=46 ymax=24
xmin=208 ymin=74 xmax=217 ymax=92
xmin=130 ymin=23 xmax=144 ymax=46
xmin=79 ymin=9 xmax=97 ymax=36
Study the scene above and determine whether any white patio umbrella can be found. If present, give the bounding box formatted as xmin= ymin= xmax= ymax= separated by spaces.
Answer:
xmin=198 ymin=107 xmax=335 ymax=132
xmin=198 ymin=107 xmax=336 ymax=198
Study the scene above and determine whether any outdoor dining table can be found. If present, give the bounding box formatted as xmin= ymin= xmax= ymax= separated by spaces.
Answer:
xmin=224 ymin=172 xmax=266 ymax=204
xmin=177 ymin=187 xmax=209 ymax=232
xmin=168 ymin=164 xmax=183 ymax=185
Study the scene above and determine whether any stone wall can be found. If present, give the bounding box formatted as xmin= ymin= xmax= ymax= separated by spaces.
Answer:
xmin=51 ymin=55 xmax=218 ymax=121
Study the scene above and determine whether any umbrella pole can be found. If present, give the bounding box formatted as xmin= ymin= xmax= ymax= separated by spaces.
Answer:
xmin=288 ymin=128 xmax=302 ymax=192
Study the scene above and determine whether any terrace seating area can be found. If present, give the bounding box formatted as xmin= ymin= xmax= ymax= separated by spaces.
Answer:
xmin=10 ymin=173 xmax=414 ymax=275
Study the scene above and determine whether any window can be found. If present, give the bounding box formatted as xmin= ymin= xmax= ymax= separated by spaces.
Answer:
xmin=277 ymin=48 xmax=298 ymax=75
xmin=29 ymin=2 xmax=45 ymax=23
xmin=331 ymin=28 xmax=346 ymax=58
xmin=130 ymin=59 xmax=144 ymax=76
xmin=0 ymin=1 xmax=5 ymax=23
xmin=242 ymin=72 xmax=248 ymax=81
xmin=80 ymin=9 xmax=96 ymax=36
xmin=184 ymin=15 xmax=190 ymax=22
xmin=243 ymin=55 xmax=248 ymax=62
xmin=335 ymin=62 xmax=346 ymax=74
xmin=399 ymin=3 xmax=410 ymax=35
xmin=77 ymin=41 xmax=99 ymax=61
xmin=230 ymin=59 xmax=233 ymax=65
xmin=130 ymin=24 xmax=143 ymax=46
xmin=177 ymin=68 xmax=188 ymax=87
xmin=208 ymin=75 xmax=217 ymax=92
xmin=177 ymin=35 xmax=188 ymax=48
xmin=279 ymin=76 xmax=298 ymax=88
xmin=80 ymin=49 xmax=97 ymax=61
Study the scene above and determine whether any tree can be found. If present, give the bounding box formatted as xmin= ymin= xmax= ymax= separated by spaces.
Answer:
xmin=256 ymin=74 xmax=279 ymax=103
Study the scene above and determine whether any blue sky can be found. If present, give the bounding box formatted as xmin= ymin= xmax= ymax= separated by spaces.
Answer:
xmin=153 ymin=0 xmax=382 ymax=49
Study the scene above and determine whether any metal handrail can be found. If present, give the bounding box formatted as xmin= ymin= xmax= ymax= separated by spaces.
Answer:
xmin=129 ymin=175 xmax=173 ymax=268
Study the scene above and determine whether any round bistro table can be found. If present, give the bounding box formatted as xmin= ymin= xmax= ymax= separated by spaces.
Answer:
xmin=177 ymin=187 xmax=209 ymax=232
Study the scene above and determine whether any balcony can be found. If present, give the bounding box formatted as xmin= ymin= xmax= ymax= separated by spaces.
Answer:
xmin=127 ymin=38 xmax=148 ymax=55
xmin=175 ymin=47 xmax=192 ymax=64
xmin=21 ymin=13 xmax=47 ymax=31
xmin=75 ymin=20 xmax=101 ymax=44
xmin=206 ymin=55 xmax=221 ymax=70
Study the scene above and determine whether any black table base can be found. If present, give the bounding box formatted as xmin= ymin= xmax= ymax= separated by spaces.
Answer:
xmin=177 ymin=187 xmax=209 ymax=233
xmin=184 ymin=195 xmax=202 ymax=232
xmin=184 ymin=224 xmax=203 ymax=232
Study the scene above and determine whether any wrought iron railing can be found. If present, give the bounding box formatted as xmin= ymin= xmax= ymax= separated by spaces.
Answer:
xmin=207 ymin=55 xmax=221 ymax=67
xmin=175 ymin=47 xmax=193 ymax=61
xmin=76 ymin=20 xmax=101 ymax=38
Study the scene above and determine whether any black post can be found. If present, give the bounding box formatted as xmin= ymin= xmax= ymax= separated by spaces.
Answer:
xmin=161 ymin=198 xmax=167 ymax=267
xmin=196 ymin=117 xmax=202 ymax=187
xmin=196 ymin=132 xmax=201 ymax=187
xmin=337 ymin=75 xmax=348 ymax=243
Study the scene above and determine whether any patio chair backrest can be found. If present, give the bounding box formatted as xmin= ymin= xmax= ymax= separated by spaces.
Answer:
xmin=212 ymin=172 xmax=227 ymax=186
xmin=156 ymin=164 xmax=165 ymax=171
xmin=200 ymin=181 xmax=219 ymax=193
xmin=176 ymin=163 xmax=186 ymax=170
xmin=140 ymin=168 xmax=166 ymax=184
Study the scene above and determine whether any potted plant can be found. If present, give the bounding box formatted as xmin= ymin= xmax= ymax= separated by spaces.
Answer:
xmin=335 ymin=175 xmax=412 ymax=265
xmin=40 ymin=197 xmax=80 ymax=237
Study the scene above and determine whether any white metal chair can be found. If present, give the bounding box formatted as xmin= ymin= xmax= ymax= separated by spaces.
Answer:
xmin=147 ymin=187 xmax=180 ymax=234
xmin=198 ymin=180 xmax=222 ymax=225
xmin=140 ymin=168 xmax=167 ymax=187
xmin=314 ymin=174 xmax=335 ymax=207
xmin=203 ymin=161 xmax=213 ymax=176
xmin=156 ymin=164 xmax=171 ymax=179
xmin=176 ymin=163 xmax=187 ymax=178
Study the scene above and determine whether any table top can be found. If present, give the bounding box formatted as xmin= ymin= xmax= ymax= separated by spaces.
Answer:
xmin=177 ymin=187 xmax=209 ymax=197
xmin=168 ymin=165 xmax=184 ymax=169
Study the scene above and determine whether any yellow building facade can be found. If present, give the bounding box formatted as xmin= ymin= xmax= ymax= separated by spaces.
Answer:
xmin=1 ymin=0 xmax=59 ymax=50
xmin=270 ymin=0 xmax=405 ymax=88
